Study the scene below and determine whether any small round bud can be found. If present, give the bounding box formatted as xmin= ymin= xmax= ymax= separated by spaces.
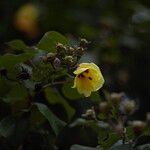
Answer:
xmin=146 ymin=113 xmax=150 ymax=125
xmin=53 ymin=57 xmax=61 ymax=68
xmin=76 ymin=47 xmax=85 ymax=56
xmin=67 ymin=47 xmax=75 ymax=55
xmin=99 ymin=102 xmax=109 ymax=114
xmin=110 ymin=92 xmax=124 ymax=105
xmin=47 ymin=52 xmax=56 ymax=62
xmin=131 ymin=120 xmax=146 ymax=135
xmin=80 ymin=38 xmax=89 ymax=48
xmin=119 ymin=99 xmax=136 ymax=115
xmin=0 ymin=68 xmax=7 ymax=77
xmin=64 ymin=56 xmax=74 ymax=63
xmin=56 ymin=43 xmax=66 ymax=53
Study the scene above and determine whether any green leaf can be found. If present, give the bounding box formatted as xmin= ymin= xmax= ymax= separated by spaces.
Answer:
xmin=7 ymin=40 xmax=32 ymax=53
xmin=62 ymin=79 xmax=83 ymax=100
xmin=34 ymin=102 xmax=66 ymax=135
xmin=30 ymin=108 xmax=46 ymax=128
xmin=3 ymin=83 xmax=28 ymax=104
xmin=37 ymin=31 xmax=69 ymax=52
xmin=89 ymin=91 xmax=102 ymax=102
xmin=109 ymin=144 xmax=133 ymax=150
xmin=70 ymin=144 xmax=101 ymax=150
xmin=45 ymin=87 xmax=75 ymax=120
xmin=0 ymin=116 xmax=15 ymax=137
xmin=0 ymin=53 xmax=34 ymax=70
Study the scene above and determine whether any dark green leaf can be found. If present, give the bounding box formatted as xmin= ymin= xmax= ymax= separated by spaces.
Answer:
xmin=37 ymin=31 xmax=69 ymax=52
xmin=3 ymin=83 xmax=28 ymax=104
xmin=7 ymin=40 xmax=32 ymax=53
xmin=62 ymin=79 xmax=83 ymax=100
xmin=34 ymin=102 xmax=66 ymax=135
xmin=45 ymin=87 xmax=75 ymax=120
xmin=0 ymin=116 xmax=15 ymax=137
xmin=0 ymin=53 xmax=34 ymax=70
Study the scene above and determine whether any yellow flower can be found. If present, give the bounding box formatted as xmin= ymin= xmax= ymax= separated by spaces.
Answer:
xmin=14 ymin=3 xmax=39 ymax=38
xmin=72 ymin=63 xmax=104 ymax=97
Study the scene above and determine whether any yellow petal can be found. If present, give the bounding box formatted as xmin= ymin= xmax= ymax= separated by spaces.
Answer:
xmin=73 ymin=67 xmax=88 ymax=75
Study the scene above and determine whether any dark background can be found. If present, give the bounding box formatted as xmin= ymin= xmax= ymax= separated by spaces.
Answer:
xmin=0 ymin=0 xmax=150 ymax=118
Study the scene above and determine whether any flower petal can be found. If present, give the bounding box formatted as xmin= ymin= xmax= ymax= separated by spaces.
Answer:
xmin=73 ymin=67 xmax=88 ymax=75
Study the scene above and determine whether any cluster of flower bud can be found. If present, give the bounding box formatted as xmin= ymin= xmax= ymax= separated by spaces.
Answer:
xmin=42 ymin=39 xmax=89 ymax=69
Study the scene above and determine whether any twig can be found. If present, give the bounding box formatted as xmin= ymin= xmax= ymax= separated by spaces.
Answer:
xmin=43 ymin=81 xmax=66 ymax=89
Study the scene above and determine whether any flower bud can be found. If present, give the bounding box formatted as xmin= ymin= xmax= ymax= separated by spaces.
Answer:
xmin=80 ymin=38 xmax=89 ymax=48
xmin=0 ymin=68 xmax=7 ymax=77
xmin=110 ymin=92 xmax=124 ymax=105
xmin=99 ymin=102 xmax=109 ymax=114
xmin=119 ymin=99 xmax=136 ymax=115
xmin=67 ymin=47 xmax=75 ymax=55
xmin=47 ymin=53 xmax=56 ymax=62
xmin=76 ymin=47 xmax=85 ymax=56
xmin=53 ymin=57 xmax=61 ymax=68
xmin=131 ymin=120 xmax=146 ymax=135
xmin=56 ymin=43 xmax=66 ymax=54
xmin=64 ymin=56 xmax=74 ymax=63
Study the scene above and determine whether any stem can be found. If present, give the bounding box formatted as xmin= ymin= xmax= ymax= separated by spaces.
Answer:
xmin=43 ymin=81 xmax=66 ymax=89
xmin=122 ymin=127 xmax=126 ymax=144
